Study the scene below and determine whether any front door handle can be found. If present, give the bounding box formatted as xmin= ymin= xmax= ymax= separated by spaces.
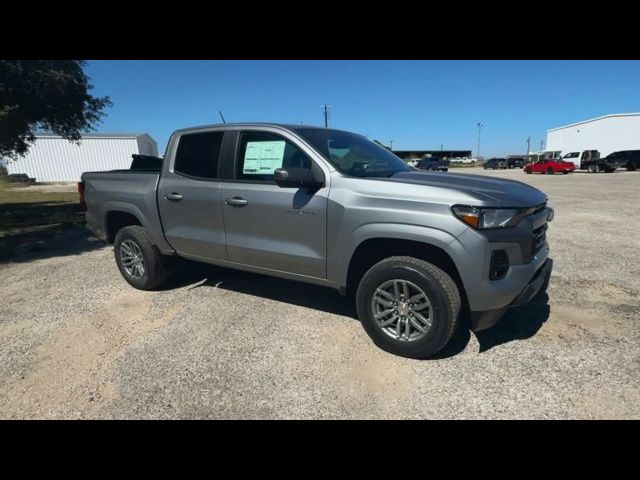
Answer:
xmin=225 ymin=197 xmax=248 ymax=207
xmin=165 ymin=193 xmax=183 ymax=201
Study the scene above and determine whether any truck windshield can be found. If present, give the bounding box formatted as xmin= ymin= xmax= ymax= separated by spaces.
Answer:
xmin=294 ymin=128 xmax=411 ymax=177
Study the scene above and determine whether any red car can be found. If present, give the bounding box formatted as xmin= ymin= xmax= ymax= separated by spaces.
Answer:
xmin=524 ymin=159 xmax=576 ymax=175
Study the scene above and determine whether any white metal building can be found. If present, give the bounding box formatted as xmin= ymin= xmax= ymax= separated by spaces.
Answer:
xmin=546 ymin=113 xmax=640 ymax=159
xmin=4 ymin=132 xmax=158 ymax=182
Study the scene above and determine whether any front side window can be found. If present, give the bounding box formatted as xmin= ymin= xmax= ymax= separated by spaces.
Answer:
xmin=236 ymin=131 xmax=312 ymax=182
xmin=294 ymin=128 xmax=411 ymax=178
xmin=174 ymin=131 xmax=224 ymax=179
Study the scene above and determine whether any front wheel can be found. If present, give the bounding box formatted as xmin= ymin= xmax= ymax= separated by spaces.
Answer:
xmin=547 ymin=167 xmax=554 ymax=175
xmin=356 ymin=256 xmax=461 ymax=359
xmin=114 ymin=225 xmax=170 ymax=290
xmin=588 ymin=165 xmax=596 ymax=173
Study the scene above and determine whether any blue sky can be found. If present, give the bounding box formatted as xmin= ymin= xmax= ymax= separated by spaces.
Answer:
xmin=85 ymin=60 xmax=640 ymax=157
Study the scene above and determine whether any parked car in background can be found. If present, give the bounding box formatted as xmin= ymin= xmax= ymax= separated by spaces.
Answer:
xmin=406 ymin=159 xmax=419 ymax=168
xmin=483 ymin=158 xmax=507 ymax=170
xmin=415 ymin=158 xmax=449 ymax=172
xmin=579 ymin=150 xmax=617 ymax=173
xmin=601 ymin=150 xmax=640 ymax=171
xmin=524 ymin=158 xmax=576 ymax=175
xmin=80 ymin=123 xmax=553 ymax=359
xmin=560 ymin=151 xmax=580 ymax=168
xmin=506 ymin=156 xmax=527 ymax=169
xmin=450 ymin=157 xmax=476 ymax=164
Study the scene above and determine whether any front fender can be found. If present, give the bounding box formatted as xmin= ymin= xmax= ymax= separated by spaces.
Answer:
xmin=328 ymin=222 xmax=462 ymax=288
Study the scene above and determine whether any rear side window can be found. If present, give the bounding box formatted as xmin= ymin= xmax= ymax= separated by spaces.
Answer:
xmin=174 ymin=131 xmax=224 ymax=179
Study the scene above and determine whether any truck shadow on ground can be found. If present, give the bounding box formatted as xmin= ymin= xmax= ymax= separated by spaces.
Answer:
xmin=435 ymin=292 xmax=550 ymax=357
xmin=0 ymin=225 xmax=105 ymax=264
xmin=168 ymin=259 xmax=551 ymax=358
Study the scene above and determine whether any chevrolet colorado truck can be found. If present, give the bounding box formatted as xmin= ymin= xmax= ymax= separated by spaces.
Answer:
xmin=81 ymin=123 xmax=553 ymax=358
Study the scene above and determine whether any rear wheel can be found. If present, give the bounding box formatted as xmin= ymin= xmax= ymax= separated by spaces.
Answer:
xmin=588 ymin=164 xmax=596 ymax=173
xmin=627 ymin=162 xmax=637 ymax=171
xmin=595 ymin=164 xmax=601 ymax=173
xmin=356 ymin=256 xmax=461 ymax=359
xmin=546 ymin=167 xmax=554 ymax=175
xmin=114 ymin=225 xmax=170 ymax=290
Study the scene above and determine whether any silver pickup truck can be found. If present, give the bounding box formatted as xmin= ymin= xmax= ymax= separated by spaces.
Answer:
xmin=81 ymin=123 xmax=553 ymax=358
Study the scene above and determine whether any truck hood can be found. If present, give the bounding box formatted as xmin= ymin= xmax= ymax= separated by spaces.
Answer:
xmin=384 ymin=171 xmax=547 ymax=207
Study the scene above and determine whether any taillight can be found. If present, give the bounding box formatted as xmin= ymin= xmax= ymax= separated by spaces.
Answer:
xmin=77 ymin=181 xmax=86 ymax=211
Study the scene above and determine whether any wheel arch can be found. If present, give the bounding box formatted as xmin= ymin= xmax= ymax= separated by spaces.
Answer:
xmin=343 ymin=235 xmax=468 ymax=311
xmin=104 ymin=203 xmax=146 ymax=243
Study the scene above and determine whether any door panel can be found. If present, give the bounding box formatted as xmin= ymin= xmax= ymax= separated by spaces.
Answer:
xmin=219 ymin=129 xmax=328 ymax=278
xmin=156 ymin=130 xmax=227 ymax=260
xmin=221 ymin=182 xmax=328 ymax=278
xmin=158 ymin=175 xmax=226 ymax=259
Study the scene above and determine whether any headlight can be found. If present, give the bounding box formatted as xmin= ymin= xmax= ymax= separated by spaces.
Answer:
xmin=452 ymin=206 xmax=525 ymax=229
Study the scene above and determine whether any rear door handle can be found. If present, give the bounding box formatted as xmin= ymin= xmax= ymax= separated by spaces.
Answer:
xmin=225 ymin=197 xmax=248 ymax=207
xmin=165 ymin=193 xmax=183 ymax=201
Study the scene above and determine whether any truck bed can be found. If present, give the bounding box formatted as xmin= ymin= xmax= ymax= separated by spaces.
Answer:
xmin=81 ymin=170 xmax=167 ymax=248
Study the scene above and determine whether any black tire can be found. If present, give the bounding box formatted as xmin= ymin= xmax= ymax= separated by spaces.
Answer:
xmin=562 ymin=171 xmax=569 ymax=174
xmin=627 ymin=163 xmax=636 ymax=171
xmin=355 ymin=256 xmax=461 ymax=359
xmin=525 ymin=168 xmax=532 ymax=174
xmin=546 ymin=167 xmax=554 ymax=175
xmin=588 ymin=164 xmax=596 ymax=173
xmin=595 ymin=164 xmax=601 ymax=173
xmin=114 ymin=225 xmax=170 ymax=290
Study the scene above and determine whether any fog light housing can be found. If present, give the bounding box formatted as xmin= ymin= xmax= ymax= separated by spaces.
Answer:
xmin=489 ymin=250 xmax=510 ymax=280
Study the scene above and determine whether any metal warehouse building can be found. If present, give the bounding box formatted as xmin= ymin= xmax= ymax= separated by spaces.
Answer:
xmin=546 ymin=113 xmax=640 ymax=158
xmin=4 ymin=132 xmax=158 ymax=182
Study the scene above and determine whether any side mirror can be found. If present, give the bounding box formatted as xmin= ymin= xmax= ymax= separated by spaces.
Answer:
xmin=274 ymin=168 xmax=324 ymax=189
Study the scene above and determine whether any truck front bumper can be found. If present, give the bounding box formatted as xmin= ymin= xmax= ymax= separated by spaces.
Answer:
xmin=469 ymin=257 xmax=553 ymax=332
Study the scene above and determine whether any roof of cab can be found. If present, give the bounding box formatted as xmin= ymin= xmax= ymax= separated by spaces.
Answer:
xmin=170 ymin=123 xmax=354 ymax=135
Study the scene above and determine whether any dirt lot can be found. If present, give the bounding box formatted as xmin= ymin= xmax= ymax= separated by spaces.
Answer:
xmin=1 ymin=168 xmax=638 ymax=419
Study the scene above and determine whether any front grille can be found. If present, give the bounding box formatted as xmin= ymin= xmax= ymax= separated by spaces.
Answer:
xmin=532 ymin=223 xmax=547 ymax=254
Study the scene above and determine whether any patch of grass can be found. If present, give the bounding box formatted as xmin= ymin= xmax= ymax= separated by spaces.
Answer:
xmin=0 ymin=180 xmax=82 ymax=241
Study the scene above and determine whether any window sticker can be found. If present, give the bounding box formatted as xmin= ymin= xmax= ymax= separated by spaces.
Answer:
xmin=243 ymin=140 xmax=286 ymax=175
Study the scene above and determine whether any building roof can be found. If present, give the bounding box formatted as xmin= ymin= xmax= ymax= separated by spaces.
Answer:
xmin=548 ymin=113 xmax=640 ymax=132
xmin=32 ymin=132 xmax=149 ymax=139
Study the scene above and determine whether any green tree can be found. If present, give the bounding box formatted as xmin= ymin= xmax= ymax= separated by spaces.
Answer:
xmin=0 ymin=60 xmax=111 ymax=158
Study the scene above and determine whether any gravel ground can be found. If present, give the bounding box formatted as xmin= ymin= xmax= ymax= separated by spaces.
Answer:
xmin=0 ymin=167 xmax=638 ymax=419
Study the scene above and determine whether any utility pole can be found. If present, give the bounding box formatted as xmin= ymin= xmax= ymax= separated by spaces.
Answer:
xmin=322 ymin=105 xmax=330 ymax=128
xmin=540 ymin=140 xmax=544 ymax=151
xmin=477 ymin=122 xmax=483 ymax=160
xmin=526 ymin=136 xmax=531 ymax=162
xmin=390 ymin=140 xmax=393 ymax=151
